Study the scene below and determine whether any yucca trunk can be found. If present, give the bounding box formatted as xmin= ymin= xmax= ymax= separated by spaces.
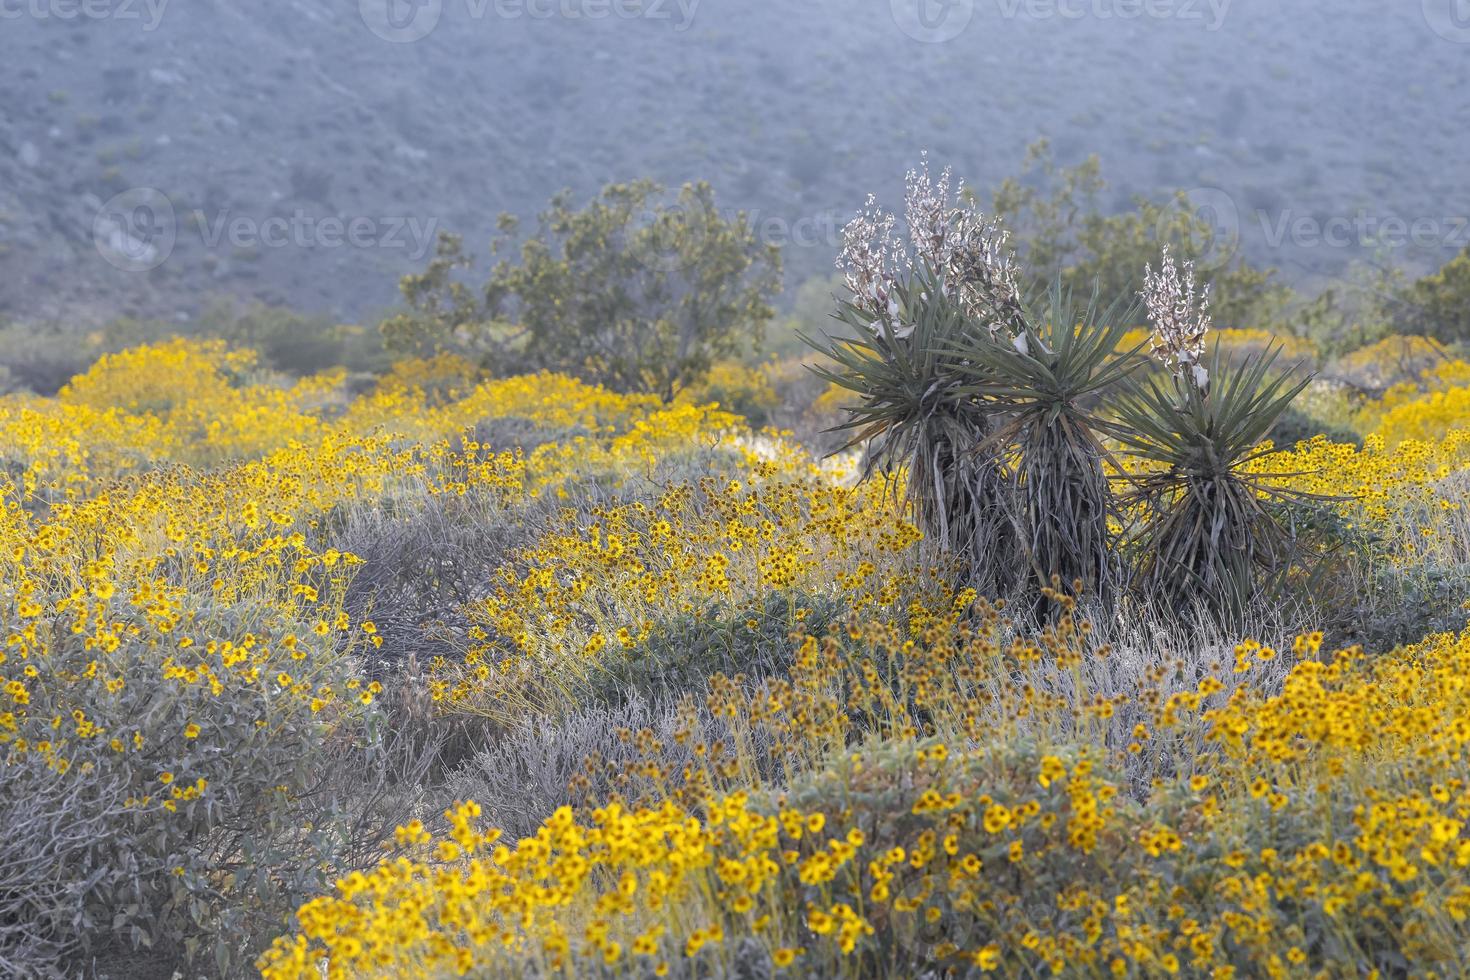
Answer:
xmin=1115 ymin=346 xmax=1317 ymax=627
xmin=1010 ymin=414 xmax=1116 ymax=605
xmin=906 ymin=411 xmax=1018 ymax=599
xmin=1138 ymin=467 xmax=1279 ymax=620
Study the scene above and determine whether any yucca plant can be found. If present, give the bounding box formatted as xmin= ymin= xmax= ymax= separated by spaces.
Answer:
xmin=806 ymin=160 xmax=1037 ymax=596
xmin=808 ymin=267 xmax=1019 ymax=596
xmin=947 ymin=279 xmax=1146 ymax=604
xmin=1114 ymin=249 xmax=1315 ymax=622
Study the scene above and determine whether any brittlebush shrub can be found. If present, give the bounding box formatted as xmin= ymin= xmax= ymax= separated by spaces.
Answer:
xmin=438 ymin=467 xmax=919 ymax=722
xmin=676 ymin=360 xmax=781 ymax=428
xmin=0 ymin=574 xmax=384 ymax=974
xmin=2 ymin=344 xmax=770 ymax=975
xmin=59 ymin=336 xmax=259 ymax=416
xmin=53 ymin=337 xmax=344 ymax=467
xmin=371 ymin=352 xmax=484 ymax=407
xmin=1370 ymin=365 xmax=1470 ymax=445
xmin=10 ymin=330 xmax=1470 ymax=979
xmin=1326 ymin=334 xmax=1454 ymax=395
xmin=262 ymin=604 xmax=1470 ymax=980
xmin=1255 ymin=428 xmax=1470 ymax=645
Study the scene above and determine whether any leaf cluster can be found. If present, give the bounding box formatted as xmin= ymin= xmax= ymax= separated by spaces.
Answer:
xmin=384 ymin=181 xmax=781 ymax=402
xmin=809 ymin=256 xmax=1321 ymax=620
xmin=808 ymin=268 xmax=1149 ymax=600
xmin=1114 ymin=343 xmax=1319 ymax=617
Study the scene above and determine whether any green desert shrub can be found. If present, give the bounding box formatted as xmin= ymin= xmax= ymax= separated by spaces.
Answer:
xmin=104 ymin=300 xmax=391 ymax=377
xmin=1269 ymin=403 xmax=1362 ymax=450
xmin=384 ymin=180 xmax=781 ymax=402
xmin=1388 ymin=245 xmax=1470 ymax=344
xmin=990 ymin=139 xmax=1286 ymax=331
xmin=195 ymin=299 xmax=391 ymax=376
xmin=0 ymin=321 xmax=101 ymax=395
xmin=587 ymin=590 xmax=849 ymax=705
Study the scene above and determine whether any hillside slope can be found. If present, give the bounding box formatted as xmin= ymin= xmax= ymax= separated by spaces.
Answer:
xmin=1 ymin=0 xmax=1467 ymax=323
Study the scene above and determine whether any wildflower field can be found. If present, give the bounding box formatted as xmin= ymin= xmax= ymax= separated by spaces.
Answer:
xmin=8 ymin=192 xmax=1470 ymax=979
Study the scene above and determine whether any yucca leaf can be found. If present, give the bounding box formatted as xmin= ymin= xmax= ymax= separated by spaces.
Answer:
xmin=1113 ymin=337 xmax=1321 ymax=623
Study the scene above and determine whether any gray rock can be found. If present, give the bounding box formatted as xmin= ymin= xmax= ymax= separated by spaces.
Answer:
xmin=149 ymin=67 xmax=186 ymax=86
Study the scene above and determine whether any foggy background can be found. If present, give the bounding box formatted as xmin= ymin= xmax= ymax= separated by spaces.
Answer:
xmin=1 ymin=0 xmax=1467 ymax=324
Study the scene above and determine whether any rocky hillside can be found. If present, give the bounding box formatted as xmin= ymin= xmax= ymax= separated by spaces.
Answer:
xmin=1 ymin=0 xmax=1467 ymax=324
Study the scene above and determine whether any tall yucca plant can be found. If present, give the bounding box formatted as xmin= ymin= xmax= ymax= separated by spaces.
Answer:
xmin=1115 ymin=249 xmax=1314 ymax=622
xmin=947 ymin=279 xmax=1145 ymax=604
xmin=805 ymin=159 xmax=1038 ymax=596
xmin=807 ymin=268 xmax=1019 ymax=596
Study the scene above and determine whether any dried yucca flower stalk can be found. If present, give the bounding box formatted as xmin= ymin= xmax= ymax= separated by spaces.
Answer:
xmin=838 ymin=194 xmax=905 ymax=331
xmin=839 ymin=155 xmax=1025 ymax=340
xmin=1141 ymin=245 xmax=1211 ymax=390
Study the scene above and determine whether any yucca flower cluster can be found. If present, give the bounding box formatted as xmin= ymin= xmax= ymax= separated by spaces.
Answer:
xmin=838 ymin=156 xmax=1025 ymax=342
xmin=1140 ymin=245 xmax=1212 ymax=390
